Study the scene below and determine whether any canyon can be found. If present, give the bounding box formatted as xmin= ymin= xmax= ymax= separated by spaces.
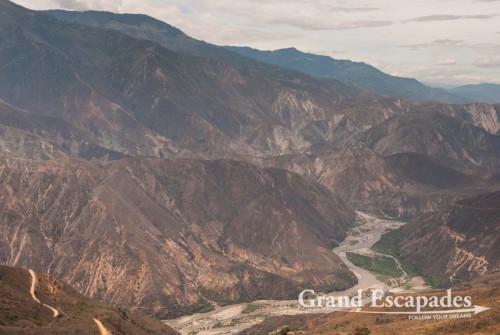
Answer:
xmin=0 ymin=0 xmax=498 ymax=333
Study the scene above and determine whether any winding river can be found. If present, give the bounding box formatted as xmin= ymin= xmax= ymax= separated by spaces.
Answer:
xmin=164 ymin=212 xmax=406 ymax=335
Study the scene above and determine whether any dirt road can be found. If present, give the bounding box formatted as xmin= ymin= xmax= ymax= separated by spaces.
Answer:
xmin=28 ymin=269 xmax=60 ymax=317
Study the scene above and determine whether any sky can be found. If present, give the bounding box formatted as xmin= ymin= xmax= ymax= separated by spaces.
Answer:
xmin=13 ymin=0 xmax=500 ymax=87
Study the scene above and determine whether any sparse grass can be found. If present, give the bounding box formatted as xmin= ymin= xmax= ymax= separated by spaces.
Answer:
xmin=242 ymin=303 xmax=263 ymax=314
xmin=212 ymin=321 xmax=224 ymax=328
xmin=218 ymin=299 xmax=236 ymax=307
xmin=230 ymin=318 xmax=242 ymax=326
xmin=186 ymin=299 xmax=215 ymax=314
xmin=349 ymin=220 xmax=364 ymax=228
xmin=381 ymin=216 xmax=411 ymax=222
xmin=318 ymin=282 xmax=351 ymax=293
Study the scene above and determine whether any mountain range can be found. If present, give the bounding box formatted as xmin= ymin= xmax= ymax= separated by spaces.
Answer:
xmin=226 ymin=46 xmax=500 ymax=104
xmin=449 ymin=84 xmax=500 ymax=104
xmin=0 ymin=0 xmax=498 ymax=329
xmin=0 ymin=155 xmax=356 ymax=317
xmin=45 ymin=9 xmax=500 ymax=105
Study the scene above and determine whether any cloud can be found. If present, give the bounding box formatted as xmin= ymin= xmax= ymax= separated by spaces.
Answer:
xmin=369 ymin=62 xmax=498 ymax=86
xmin=473 ymin=56 xmax=500 ymax=67
xmin=399 ymin=39 xmax=464 ymax=50
xmin=306 ymin=49 xmax=347 ymax=56
xmin=53 ymin=0 xmax=122 ymax=11
xmin=435 ymin=59 xmax=457 ymax=65
xmin=288 ymin=19 xmax=393 ymax=31
xmin=189 ymin=0 xmax=392 ymax=31
xmin=404 ymin=14 xmax=496 ymax=22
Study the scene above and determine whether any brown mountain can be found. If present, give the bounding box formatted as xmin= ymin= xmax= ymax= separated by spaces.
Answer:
xmin=0 ymin=154 xmax=356 ymax=318
xmin=0 ymin=99 xmax=128 ymax=160
xmin=397 ymin=191 xmax=500 ymax=286
xmin=3 ymin=1 xmax=499 ymax=169
xmin=0 ymin=265 xmax=179 ymax=334
xmin=0 ymin=0 xmax=499 ymax=324
xmin=0 ymin=0 xmax=365 ymax=160
xmin=385 ymin=152 xmax=481 ymax=189
xmin=425 ymin=102 xmax=500 ymax=135
xmin=357 ymin=109 xmax=500 ymax=173
xmin=265 ymin=146 xmax=493 ymax=217
xmin=3 ymin=0 xmax=500 ymax=167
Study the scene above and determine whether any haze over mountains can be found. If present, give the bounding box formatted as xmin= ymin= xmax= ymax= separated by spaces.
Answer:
xmin=449 ymin=83 xmax=500 ymax=104
xmin=226 ymin=46 xmax=469 ymax=104
xmin=0 ymin=0 xmax=498 ymax=329
xmin=226 ymin=46 xmax=500 ymax=104
xmin=45 ymin=9 xmax=500 ymax=104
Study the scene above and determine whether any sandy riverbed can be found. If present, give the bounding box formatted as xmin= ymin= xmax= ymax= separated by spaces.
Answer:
xmin=164 ymin=212 xmax=408 ymax=335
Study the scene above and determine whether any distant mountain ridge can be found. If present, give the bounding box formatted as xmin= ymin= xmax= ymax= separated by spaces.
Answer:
xmin=225 ymin=46 xmax=470 ymax=104
xmin=44 ymin=9 xmax=483 ymax=105
xmin=449 ymin=83 xmax=500 ymax=104
xmin=43 ymin=9 xmax=314 ymax=74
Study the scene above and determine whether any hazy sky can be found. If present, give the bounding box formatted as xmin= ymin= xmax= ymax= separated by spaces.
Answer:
xmin=14 ymin=0 xmax=500 ymax=87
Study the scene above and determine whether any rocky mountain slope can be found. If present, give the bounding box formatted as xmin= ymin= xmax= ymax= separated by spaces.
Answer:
xmin=265 ymin=146 xmax=492 ymax=217
xmin=43 ymin=9 xmax=267 ymax=71
xmin=0 ymin=154 xmax=356 ymax=318
xmin=397 ymin=191 xmax=500 ymax=286
xmin=3 ymin=2 xmax=500 ymax=169
xmin=0 ymin=265 xmax=179 ymax=334
xmin=0 ymin=99 xmax=128 ymax=160
xmin=39 ymin=8 xmax=500 ymax=165
xmin=1 ymin=0 xmax=364 ymax=160
xmin=356 ymin=109 xmax=500 ymax=173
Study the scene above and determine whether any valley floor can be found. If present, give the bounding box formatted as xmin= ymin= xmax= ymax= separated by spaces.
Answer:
xmin=164 ymin=212 xmax=420 ymax=335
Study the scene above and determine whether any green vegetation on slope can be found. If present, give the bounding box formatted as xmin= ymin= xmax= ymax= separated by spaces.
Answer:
xmin=372 ymin=229 xmax=402 ymax=257
xmin=346 ymin=252 xmax=403 ymax=279
xmin=371 ymin=229 xmax=436 ymax=285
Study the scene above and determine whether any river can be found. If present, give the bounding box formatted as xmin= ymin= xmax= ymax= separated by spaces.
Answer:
xmin=164 ymin=212 xmax=406 ymax=335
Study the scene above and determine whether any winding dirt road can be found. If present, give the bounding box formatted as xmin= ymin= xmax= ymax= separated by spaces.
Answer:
xmin=28 ymin=269 xmax=60 ymax=317
xmin=94 ymin=318 xmax=113 ymax=335
xmin=28 ymin=268 xmax=112 ymax=334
